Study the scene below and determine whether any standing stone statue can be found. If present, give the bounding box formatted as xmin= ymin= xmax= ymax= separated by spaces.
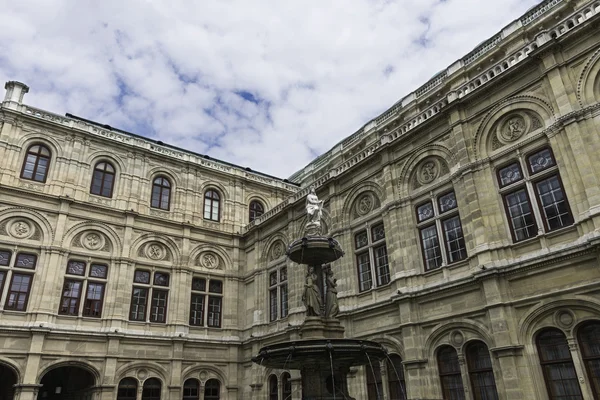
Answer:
xmin=305 ymin=186 xmax=324 ymax=236
xmin=302 ymin=266 xmax=322 ymax=316
xmin=325 ymin=268 xmax=339 ymax=318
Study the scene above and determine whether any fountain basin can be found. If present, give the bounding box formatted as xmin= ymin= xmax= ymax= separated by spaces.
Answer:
xmin=287 ymin=237 xmax=344 ymax=265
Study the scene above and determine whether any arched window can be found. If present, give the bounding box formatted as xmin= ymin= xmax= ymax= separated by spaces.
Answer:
xmin=117 ymin=378 xmax=137 ymax=400
xmin=269 ymin=375 xmax=278 ymax=400
xmin=21 ymin=144 xmax=51 ymax=182
xmin=142 ymin=378 xmax=161 ymax=400
xmin=366 ymin=363 xmax=383 ymax=400
xmin=151 ymin=177 xmax=171 ymax=210
xmin=183 ymin=378 xmax=200 ymax=400
xmin=578 ymin=322 xmax=600 ymax=398
xmin=249 ymin=200 xmax=264 ymax=222
xmin=204 ymin=190 xmax=220 ymax=221
xmin=90 ymin=161 xmax=116 ymax=197
xmin=204 ymin=379 xmax=220 ymax=400
xmin=386 ymin=354 xmax=407 ymax=400
xmin=537 ymin=329 xmax=583 ymax=400
xmin=281 ymin=373 xmax=292 ymax=400
xmin=465 ymin=341 xmax=499 ymax=400
xmin=437 ymin=346 xmax=465 ymax=400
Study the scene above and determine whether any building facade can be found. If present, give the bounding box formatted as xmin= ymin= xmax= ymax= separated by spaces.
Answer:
xmin=1 ymin=0 xmax=600 ymax=399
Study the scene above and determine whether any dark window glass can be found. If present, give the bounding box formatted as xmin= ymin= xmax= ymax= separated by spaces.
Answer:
xmin=83 ymin=282 xmax=105 ymax=317
xmin=183 ymin=379 xmax=200 ymax=400
xmin=420 ymin=225 xmax=442 ymax=271
xmin=150 ymin=289 xmax=168 ymax=323
xmin=438 ymin=191 xmax=458 ymax=213
xmin=438 ymin=346 xmax=466 ymax=400
xmin=537 ymin=329 xmax=583 ymax=400
xmin=130 ymin=287 xmax=148 ymax=321
xmin=357 ymin=252 xmax=372 ymax=292
xmin=0 ymin=271 xmax=5 ymax=300
xmin=189 ymin=293 xmax=205 ymax=326
xmin=282 ymin=373 xmax=292 ymax=400
xmin=249 ymin=200 xmax=264 ymax=222
xmin=90 ymin=162 xmax=116 ymax=197
xmin=134 ymin=270 xmax=151 ymax=284
xmin=142 ymin=378 xmax=161 ymax=400
xmin=280 ymin=267 xmax=287 ymax=282
xmin=209 ymin=280 xmax=223 ymax=294
xmin=0 ymin=250 xmax=12 ymax=266
xmin=528 ymin=148 xmax=556 ymax=174
xmin=387 ymin=354 xmax=407 ymax=400
xmin=355 ymin=231 xmax=368 ymax=249
xmin=204 ymin=379 xmax=220 ymax=400
xmin=535 ymin=176 xmax=573 ymax=231
xmin=366 ymin=362 xmax=383 ymax=400
xmin=204 ymin=190 xmax=220 ymax=221
xmin=59 ymin=279 xmax=83 ymax=315
xmin=269 ymin=375 xmax=278 ymax=400
xmin=374 ymin=245 xmax=390 ymax=286
xmin=269 ymin=271 xmax=277 ymax=286
xmin=269 ymin=288 xmax=278 ymax=322
xmin=151 ymin=176 xmax=171 ymax=210
xmin=153 ymin=272 xmax=170 ymax=287
xmin=67 ymin=260 xmax=86 ymax=276
xmin=192 ymin=277 xmax=206 ymax=292
xmin=281 ymin=283 xmax=289 ymax=318
xmin=117 ymin=378 xmax=137 ymax=400
xmin=442 ymin=216 xmax=467 ymax=263
xmin=498 ymin=163 xmax=523 ymax=187
xmin=5 ymin=273 xmax=32 ymax=311
xmin=89 ymin=264 xmax=108 ymax=278
xmin=372 ymin=224 xmax=386 ymax=241
xmin=15 ymin=253 xmax=37 ymax=269
xmin=21 ymin=144 xmax=51 ymax=182
xmin=578 ymin=322 xmax=600 ymax=399
xmin=466 ymin=342 xmax=499 ymax=400
xmin=504 ymin=189 xmax=538 ymax=242
xmin=207 ymin=296 xmax=222 ymax=328
xmin=417 ymin=201 xmax=434 ymax=222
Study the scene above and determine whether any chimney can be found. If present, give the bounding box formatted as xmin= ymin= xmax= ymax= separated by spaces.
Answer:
xmin=3 ymin=81 xmax=29 ymax=107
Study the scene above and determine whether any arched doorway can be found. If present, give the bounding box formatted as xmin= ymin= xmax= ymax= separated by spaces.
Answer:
xmin=0 ymin=364 xmax=18 ymax=400
xmin=37 ymin=366 xmax=95 ymax=400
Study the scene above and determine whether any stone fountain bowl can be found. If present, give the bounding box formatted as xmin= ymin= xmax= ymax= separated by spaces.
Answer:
xmin=252 ymin=339 xmax=387 ymax=370
xmin=287 ymin=237 xmax=344 ymax=265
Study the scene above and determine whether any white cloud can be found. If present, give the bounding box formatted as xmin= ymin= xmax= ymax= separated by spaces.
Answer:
xmin=0 ymin=0 xmax=541 ymax=177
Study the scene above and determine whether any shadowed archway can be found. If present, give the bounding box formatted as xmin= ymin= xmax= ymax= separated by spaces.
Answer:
xmin=0 ymin=364 xmax=17 ymax=400
xmin=37 ymin=366 xmax=95 ymax=400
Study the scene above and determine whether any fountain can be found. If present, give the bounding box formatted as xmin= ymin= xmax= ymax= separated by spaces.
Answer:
xmin=252 ymin=187 xmax=389 ymax=399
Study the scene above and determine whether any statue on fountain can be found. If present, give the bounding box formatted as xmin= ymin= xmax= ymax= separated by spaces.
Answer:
xmin=305 ymin=186 xmax=323 ymax=236
xmin=302 ymin=266 xmax=322 ymax=316
xmin=325 ymin=267 xmax=339 ymax=318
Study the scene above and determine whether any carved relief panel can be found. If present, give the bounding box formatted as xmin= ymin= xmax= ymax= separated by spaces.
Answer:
xmin=491 ymin=111 xmax=543 ymax=151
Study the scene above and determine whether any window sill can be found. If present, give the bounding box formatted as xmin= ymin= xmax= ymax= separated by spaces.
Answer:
xmin=357 ymin=282 xmax=392 ymax=296
xmin=423 ymin=258 xmax=470 ymax=276
xmin=544 ymin=224 xmax=577 ymax=239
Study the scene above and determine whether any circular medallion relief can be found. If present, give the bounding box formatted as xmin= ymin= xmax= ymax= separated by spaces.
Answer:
xmin=500 ymin=115 xmax=527 ymax=142
xmin=356 ymin=193 xmax=374 ymax=216
xmin=199 ymin=370 xmax=208 ymax=380
xmin=271 ymin=242 xmax=285 ymax=260
xmin=8 ymin=219 xmax=33 ymax=239
xmin=555 ymin=309 xmax=575 ymax=329
xmin=137 ymin=369 xmax=148 ymax=380
xmin=450 ymin=330 xmax=464 ymax=347
xmin=200 ymin=252 xmax=220 ymax=269
xmin=82 ymin=231 xmax=105 ymax=250
xmin=416 ymin=159 xmax=440 ymax=185
xmin=146 ymin=243 xmax=165 ymax=260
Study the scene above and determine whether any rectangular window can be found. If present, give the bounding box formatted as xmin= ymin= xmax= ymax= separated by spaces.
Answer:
xmin=420 ymin=225 xmax=442 ymax=271
xmin=504 ymin=189 xmax=537 ymax=242
xmin=15 ymin=253 xmax=37 ymax=269
xmin=207 ymin=296 xmax=222 ymax=328
xmin=189 ymin=293 xmax=205 ymax=326
xmin=130 ymin=287 xmax=148 ymax=321
xmin=281 ymin=283 xmax=289 ymax=318
xmin=535 ymin=175 xmax=573 ymax=231
xmin=357 ymin=252 xmax=372 ymax=292
xmin=83 ymin=282 xmax=105 ymax=317
xmin=269 ymin=288 xmax=278 ymax=322
xmin=0 ymin=271 xmax=6 ymax=298
xmin=374 ymin=245 xmax=390 ymax=286
xmin=59 ymin=279 xmax=83 ymax=315
xmin=5 ymin=273 xmax=32 ymax=311
xmin=442 ymin=216 xmax=467 ymax=263
xmin=0 ymin=250 xmax=12 ymax=266
xmin=150 ymin=289 xmax=168 ymax=323
xmin=268 ymin=268 xmax=288 ymax=321
xmin=66 ymin=260 xmax=86 ymax=276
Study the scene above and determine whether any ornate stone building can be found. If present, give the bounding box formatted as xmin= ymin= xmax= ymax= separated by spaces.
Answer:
xmin=1 ymin=0 xmax=600 ymax=399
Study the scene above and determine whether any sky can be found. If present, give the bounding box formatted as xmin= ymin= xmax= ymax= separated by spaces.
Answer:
xmin=0 ymin=0 xmax=542 ymax=178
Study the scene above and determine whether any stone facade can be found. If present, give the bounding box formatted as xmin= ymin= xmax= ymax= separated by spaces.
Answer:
xmin=1 ymin=0 xmax=600 ymax=399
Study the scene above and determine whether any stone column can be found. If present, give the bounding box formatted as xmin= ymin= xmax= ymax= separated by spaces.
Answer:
xmin=567 ymin=338 xmax=594 ymax=399
xmin=249 ymin=383 xmax=262 ymax=400
xmin=12 ymin=384 xmax=41 ymax=400
xmin=290 ymin=370 xmax=302 ymax=400
xmin=379 ymin=359 xmax=390 ymax=400
xmin=457 ymin=354 xmax=473 ymax=400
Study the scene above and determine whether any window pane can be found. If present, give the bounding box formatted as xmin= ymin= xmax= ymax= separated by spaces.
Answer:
xmin=204 ymin=379 xmax=220 ymax=400
xmin=280 ymin=267 xmax=287 ymax=282
xmin=192 ymin=277 xmax=206 ymax=292
xmin=504 ymin=189 xmax=538 ymax=242
xmin=5 ymin=274 xmax=32 ymax=311
xmin=130 ymin=287 xmax=148 ymax=321
xmin=151 ymin=186 xmax=161 ymax=208
xmin=438 ymin=346 xmax=466 ymax=400
xmin=537 ymin=329 xmax=583 ymax=400
xmin=67 ymin=260 xmax=86 ymax=276
xmin=150 ymin=289 xmax=168 ymax=323
xmin=183 ymin=379 xmax=200 ymax=400
xmin=420 ymin=225 xmax=442 ymax=271
xmin=154 ymin=272 xmax=170 ymax=287
xmin=467 ymin=342 xmax=499 ymax=400
xmin=417 ymin=202 xmax=434 ymax=222
xmin=189 ymin=294 xmax=205 ymax=326
xmin=371 ymin=224 xmax=385 ymax=241
xmin=0 ymin=250 xmax=12 ymax=266
xmin=269 ymin=271 xmax=277 ymax=287
xmin=22 ymin=154 xmax=36 ymax=179
xmin=59 ymin=280 xmax=82 ymax=315
xmin=269 ymin=289 xmax=278 ymax=321
xmin=535 ymin=175 xmax=573 ymax=231
xmin=209 ymin=280 xmax=223 ymax=294
xmin=281 ymin=284 xmax=289 ymax=318
xmin=355 ymin=231 xmax=368 ymax=249
xmin=357 ymin=253 xmax=372 ymax=292
xmin=0 ymin=271 xmax=5 ymax=295
xmin=15 ymin=253 xmax=37 ymax=269
xmin=498 ymin=163 xmax=523 ymax=187
xmin=91 ymin=170 xmax=104 ymax=195
xmin=90 ymin=264 xmax=108 ymax=278
xmin=528 ymin=148 xmax=555 ymax=174
xmin=374 ymin=245 xmax=390 ymax=286
xmin=134 ymin=270 xmax=150 ymax=284
xmin=207 ymin=296 xmax=222 ymax=327
xmin=578 ymin=323 xmax=600 ymax=399
xmin=443 ymin=216 xmax=467 ymax=264
xmin=83 ymin=282 xmax=105 ymax=317
xmin=386 ymin=355 xmax=407 ymax=400
xmin=438 ymin=191 xmax=458 ymax=213
xmin=34 ymin=158 xmax=49 ymax=182
xmin=160 ymin=188 xmax=170 ymax=210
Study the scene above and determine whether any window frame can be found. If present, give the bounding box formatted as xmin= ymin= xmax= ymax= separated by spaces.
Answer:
xmin=0 ymin=250 xmax=37 ymax=312
xmin=189 ymin=277 xmax=223 ymax=328
xmin=59 ymin=260 xmax=108 ymax=318
xmin=268 ymin=266 xmax=288 ymax=322
xmin=129 ymin=268 xmax=170 ymax=323
xmin=577 ymin=321 xmax=600 ymax=399
xmin=204 ymin=190 xmax=221 ymax=222
xmin=437 ymin=345 xmax=466 ymax=400
xmin=20 ymin=144 xmax=51 ymax=183
xmin=151 ymin=176 xmax=172 ymax=211
xmin=354 ymin=222 xmax=390 ymax=293
xmin=90 ymin=161 xmax=116 ymax=198
xmin=249 ymin=200 xmax=265 ymax=222
xmin=465 ymin=341 xmax=499 ymax=400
